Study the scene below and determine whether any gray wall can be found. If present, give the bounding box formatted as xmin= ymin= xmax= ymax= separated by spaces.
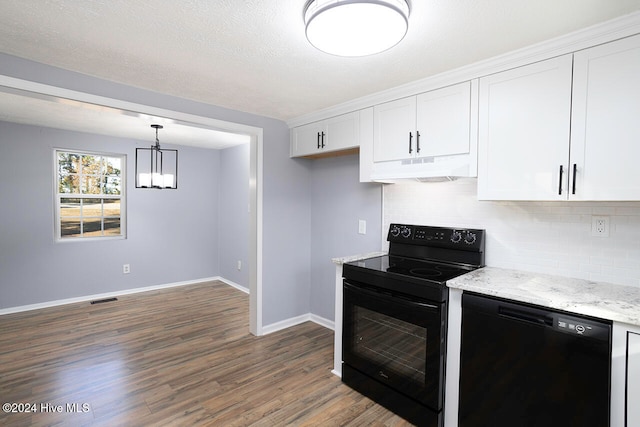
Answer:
xmin=309 ymin=154 xmax=383 ymax=321
xmin=0 ymin=122 xmax=220 ymax=308
xmin=219 ymin=143 xmax=250 ymax=289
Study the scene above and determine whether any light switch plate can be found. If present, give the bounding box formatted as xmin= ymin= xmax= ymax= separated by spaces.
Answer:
xmin=358 ymin=220 xmax=366 ymax=235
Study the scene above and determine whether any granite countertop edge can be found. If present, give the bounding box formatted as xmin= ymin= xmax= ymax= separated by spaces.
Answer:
xmin=332 ymin=252 xmax=386 ymax=265
xmin=448 ymin=267 xmax=640 ymax=327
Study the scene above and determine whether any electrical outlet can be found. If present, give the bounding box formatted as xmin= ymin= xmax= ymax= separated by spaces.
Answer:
xmin=237 ymin=260 xmax=242 ymax=271
xmin=123 ymin=264 xmax=130 ymax=274
xmin=591 ymin=216 xmax=610 ymax=237
xmin=358 ymin=219 xmax=366 ymax=235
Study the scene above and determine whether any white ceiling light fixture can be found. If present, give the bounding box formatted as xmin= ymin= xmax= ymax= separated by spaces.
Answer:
xmin=304 ymin=0 xmax=411 ymax=57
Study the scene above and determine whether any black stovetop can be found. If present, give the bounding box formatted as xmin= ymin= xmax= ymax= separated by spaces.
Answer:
xmin=352 ymin=255 xmax=476 ymax=283
xmin=342 ymin=224 xmax=486 ymax=301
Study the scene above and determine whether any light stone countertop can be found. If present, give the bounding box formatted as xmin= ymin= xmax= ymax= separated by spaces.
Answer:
xmin=447 ymin=267 xmax=640 ymax=326
xmin=332 ymin=252 xmax=386 ymax=265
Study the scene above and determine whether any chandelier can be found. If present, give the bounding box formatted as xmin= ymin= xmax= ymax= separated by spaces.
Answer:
xmin=135 ymin=124 xmax=178 ymax=189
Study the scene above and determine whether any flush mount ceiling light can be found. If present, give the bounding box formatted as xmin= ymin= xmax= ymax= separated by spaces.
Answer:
xmin=304 ymin=0 xmax=411 ymax=57
xmin=135 ymin=124 xmax=178 ymax=189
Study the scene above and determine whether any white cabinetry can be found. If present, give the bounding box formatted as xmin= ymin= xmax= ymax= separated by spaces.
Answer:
xmin=373 ymin=96 xmax=416 ymax=162
xmin=478 ymin=34 xmax=640 ymax=201
xmin=477 ymin=55 xmax=573 ymax=200
xmin=611 ymin=322 xmax=640 ymax=427
xmin=290 ymin=111 xmax=359 ymax=158
xmin=570 ymin=34 xmax=640 ymax=200
xmin=373 ymin=81 xmax=472 ymax=162
xmin=628 ymin=332 xmax=640 ymax=426
xmin=369 ymin=81 xmax=477 ymax=180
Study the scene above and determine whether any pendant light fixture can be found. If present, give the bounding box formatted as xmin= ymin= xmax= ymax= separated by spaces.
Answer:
xmin=304 ymin=0 xmax=410 ymax=57
xmin=135 ymin=124 xmax=178 ymax=189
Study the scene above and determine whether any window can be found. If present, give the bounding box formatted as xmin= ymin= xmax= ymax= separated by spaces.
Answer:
xmin=55 ymin=150 xmax=125 ymax=240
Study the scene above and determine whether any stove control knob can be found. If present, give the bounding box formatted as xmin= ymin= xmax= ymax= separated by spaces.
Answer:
xmin=390 ymin=225 xmax=401 ymax=237
xmin=400 ymin=226 xmax=412 ymax=238
xmin=450 ymin=230 xmax=462 ymax=243
xmin=464 ymin=232 xmax=477 ymax=245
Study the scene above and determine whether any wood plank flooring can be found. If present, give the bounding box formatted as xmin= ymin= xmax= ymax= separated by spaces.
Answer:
xmin=0 ymin=281 xmax=413 ymax=426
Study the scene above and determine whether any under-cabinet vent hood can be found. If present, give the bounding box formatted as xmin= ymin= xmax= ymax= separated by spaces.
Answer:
xmin=369 ymin=152 xmax=477 ymax=182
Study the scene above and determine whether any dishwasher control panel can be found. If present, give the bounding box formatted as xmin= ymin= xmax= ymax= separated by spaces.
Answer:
xmin=556 ymin=316 xmax=610 ymax=340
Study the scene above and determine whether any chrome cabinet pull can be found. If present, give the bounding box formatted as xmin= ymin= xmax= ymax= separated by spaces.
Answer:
xmin=416 ymin=131 xmax=421 ymax=154
xmin=409 ymin=132 xmax=413 ymax=154
xmin=317 ymin=132 xmax=321 ymax=149
xmin=572 ymin=163 xmax=577 ymax=195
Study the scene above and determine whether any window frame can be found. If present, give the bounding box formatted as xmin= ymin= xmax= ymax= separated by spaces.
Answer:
xmin=54 ymin=148 xmax=127 ymax=242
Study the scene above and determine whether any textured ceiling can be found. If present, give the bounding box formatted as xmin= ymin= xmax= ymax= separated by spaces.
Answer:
xmin=1 ymin=0 xmax=640 ymax=124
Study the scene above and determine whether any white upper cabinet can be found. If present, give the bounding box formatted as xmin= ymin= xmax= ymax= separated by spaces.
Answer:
xmin=373 ymin=81 xmax=472 ymax=163
xmin=290 ymin=111 xmax=359 ymax=158
xmin=416 ymin=82 xmax=471 ymax=158
xmin=479 ymin=34 xmax=640 ymax=201
xmin=477 ymin=55 xmax=573 ymax=200
xmin=373 ymin=96 xmax=416 ymax=162
xmin=570 ymin=34 xmax=640 ymax=200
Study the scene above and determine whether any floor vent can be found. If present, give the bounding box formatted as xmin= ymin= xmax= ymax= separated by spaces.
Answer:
xmin=90 ymin=297 xmax=118 ymax=305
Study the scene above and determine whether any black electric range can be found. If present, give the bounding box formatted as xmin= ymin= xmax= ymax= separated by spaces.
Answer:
xmin=341 ymin=223 xmax=486 ymax=427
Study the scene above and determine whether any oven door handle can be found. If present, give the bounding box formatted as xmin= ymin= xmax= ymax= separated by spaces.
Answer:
xmin=344 ymin=281 xmax=440 ymax=310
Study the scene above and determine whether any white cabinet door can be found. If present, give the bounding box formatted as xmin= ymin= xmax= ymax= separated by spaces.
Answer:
xmin=290 ymin=112 xmax=359 ymax=158
xmin=477 ymin=55 xmax=573 ymax=200
xmin=373 ymin=96 xmax=416 ymax=162
xmin=325 ymin=111 xmax=359 ymax=152
xmin=629 ymin=332 xmax=640 ymax=427
xmin=290 ymin=121 xmax=325 ymax=157
xmin=570 ymin=34 xmax=640 ymax=200
xmin=416 ymin=81 xmax=471 ymax=157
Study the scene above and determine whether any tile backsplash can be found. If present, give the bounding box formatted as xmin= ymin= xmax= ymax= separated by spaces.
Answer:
xmin=383 ymin=178 xmax=640 ymax=287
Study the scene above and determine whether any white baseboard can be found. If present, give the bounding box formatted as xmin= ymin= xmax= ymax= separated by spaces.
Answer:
xmin=261 ymin=312 xmax=334 ymax=335
xmin=0 ymin=276 xmax=235 ymax=316
xmin=216 ymin=277 xmax=249 ymax=294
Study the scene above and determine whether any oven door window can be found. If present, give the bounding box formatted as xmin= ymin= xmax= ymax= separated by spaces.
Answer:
xmin=343 ymin=281 xmax=444 ymax=410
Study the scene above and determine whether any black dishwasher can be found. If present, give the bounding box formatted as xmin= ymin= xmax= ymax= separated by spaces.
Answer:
xmin=459 ymin=292 xmax=611 ymax=427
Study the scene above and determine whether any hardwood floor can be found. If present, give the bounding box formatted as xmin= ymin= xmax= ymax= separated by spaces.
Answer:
xmin=0 ymin=281 xmax=413 ymax=426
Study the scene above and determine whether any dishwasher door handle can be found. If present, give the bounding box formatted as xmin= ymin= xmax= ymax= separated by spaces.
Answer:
xmin=498 ymin=306 xmax=554 ymax=327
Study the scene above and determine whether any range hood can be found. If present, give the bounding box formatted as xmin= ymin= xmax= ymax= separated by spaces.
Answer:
xmin=369 ymin=151 xmax=477 ymax=182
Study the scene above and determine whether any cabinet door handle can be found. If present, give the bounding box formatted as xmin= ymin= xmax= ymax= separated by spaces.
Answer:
xmin=321 ymin=132 xmax=326 ymax=148
xmin=317 ymin=132 xmax=321 ymax=149
xmin=558 ymin=165 xmax=564 ymax=195
xmin=409 ymin=132 xmax=413 ymax=154
xmin=572 ymin=163 xmax=577 ymax=195
xmin=416 ymin=131 xmax=421 ymax=154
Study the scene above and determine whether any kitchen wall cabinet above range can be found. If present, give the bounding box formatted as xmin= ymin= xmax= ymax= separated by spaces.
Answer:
xmin=373 ymin=81 xmax=472 ymax=162
xmin=369 ymin=81 xmax=478 ymax=181
xmin=478 ymin=34 xmax=640 ymax=201
xmin=290 ymin=111 xmax=359 ymax=158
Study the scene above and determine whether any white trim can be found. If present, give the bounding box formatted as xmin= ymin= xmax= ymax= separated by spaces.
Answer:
xmin=287 ymin=11 xmax=640 ymax=128
xmin=261 ymin=312 xmax=335 ymax=335
xmin=216 ymin=277 xmax=249 ymax=294
xmin=0 ymin=75 xmax=256 ymax=136
xmin=310 ymin=313 xmax=335 ymax=330
xmin=0 ymin=276 xmax=224 ymax=316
